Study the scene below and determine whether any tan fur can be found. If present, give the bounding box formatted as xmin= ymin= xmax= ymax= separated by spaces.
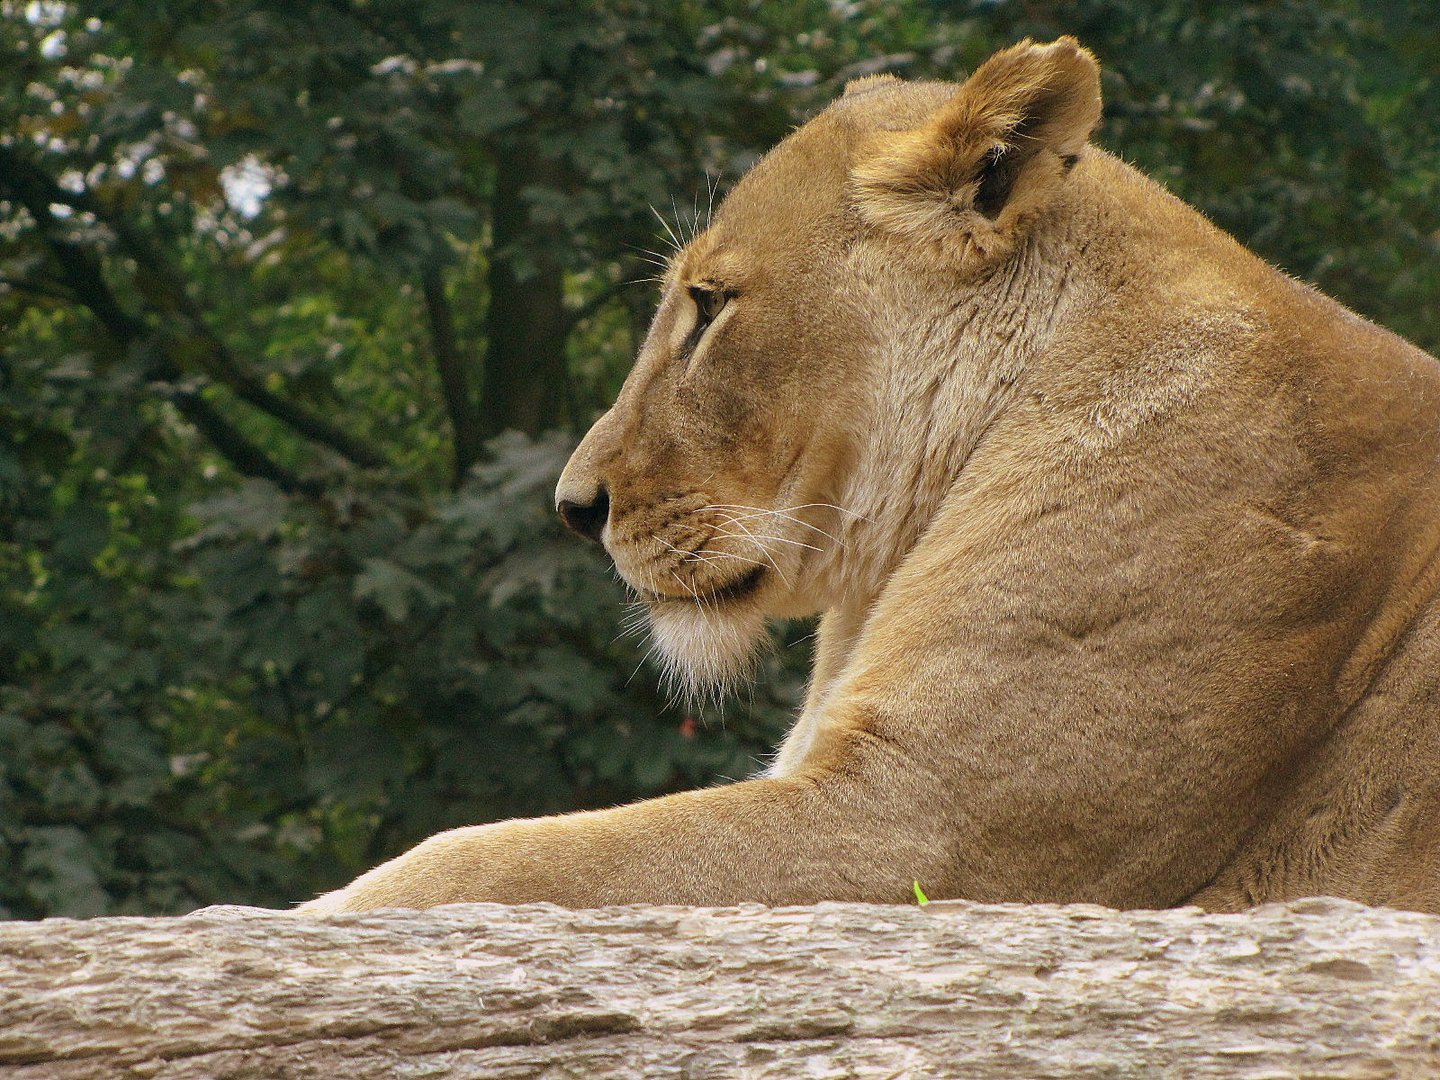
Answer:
xmin=299 ymin=38 xmax=1440 ymax=916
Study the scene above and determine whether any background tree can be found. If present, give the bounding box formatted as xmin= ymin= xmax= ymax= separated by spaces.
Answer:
xmin=1 ymin=0 xmax=1436 ymax=916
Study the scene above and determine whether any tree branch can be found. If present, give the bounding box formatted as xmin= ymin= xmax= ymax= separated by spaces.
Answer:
xmin=0 ymin=159 xmax=314 ymax=495
xmin=191 ymin=328 xmax=391 ymax=470
xmin=3 ymin=899 xmax=1439 ymax=1077
xmin=0 ymin=274 xmax=74 ymax=303
xmin=0 ymin=145 xmax=390 ymax=471
xmin=165 ymin=385 xmax=321 ymax=495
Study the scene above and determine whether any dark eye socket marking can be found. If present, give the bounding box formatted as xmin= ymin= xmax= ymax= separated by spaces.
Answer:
xmin=681 ymin=284 xmax=731 ymax=359
xmin=690 ymin=285 xmax=728 ymax=326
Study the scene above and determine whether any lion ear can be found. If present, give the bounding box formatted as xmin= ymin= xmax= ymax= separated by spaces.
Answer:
xmin=852 ymin=37 xmax=1101 ymax=261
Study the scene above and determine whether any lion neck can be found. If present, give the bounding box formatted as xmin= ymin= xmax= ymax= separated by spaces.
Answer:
xmin=813 ymin=207 xmax=1092 ymax=641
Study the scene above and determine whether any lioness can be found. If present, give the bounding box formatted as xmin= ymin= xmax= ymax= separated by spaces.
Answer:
xmin=301 ymin=37 xmax=1440 ymax=915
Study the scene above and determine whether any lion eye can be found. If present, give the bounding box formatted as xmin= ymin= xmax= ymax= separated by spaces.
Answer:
xmin=689 ymin=285 xmax=728 ymax=329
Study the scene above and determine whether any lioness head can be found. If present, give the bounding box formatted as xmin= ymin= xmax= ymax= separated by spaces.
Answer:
xmin=556 ymin=37 xmax=1103 ymax=696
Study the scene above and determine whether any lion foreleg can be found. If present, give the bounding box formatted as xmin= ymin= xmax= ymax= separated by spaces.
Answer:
xmin=295 ymin=759 xmax=941 ymax=913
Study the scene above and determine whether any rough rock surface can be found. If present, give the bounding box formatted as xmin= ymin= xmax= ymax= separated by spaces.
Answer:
xmin=1 ymin=897 xmax=1437 ymax=1078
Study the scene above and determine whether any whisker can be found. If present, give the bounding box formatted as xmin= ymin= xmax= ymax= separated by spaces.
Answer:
xmin=671 ymin=194 xmax=692 ymax=245
xmin=611 ymin=617 xmax=647 ymax=645
xmin=698 ymin=504 xmax=843 ymax=548
xmin=802 ymin=501 xmax=874 ymax=523
xmin=710 ymin=509 xmax=843 ymax=547
xmin=648 ymin=204 xmax=683 ymax=252
xmin=657 ymin=537 xmax=729 ymax=567
xmin=698 ymin=531 xmax=791 ymax=590
xmin=704 ymin=513 xmax=772 ymax=560
xmin=635 ymin=244 xmax=673 ymax=260
xmin=670 ymin=569 xmax=697 ymax=601
xmin=689 ymin=548 xmax=772 ymax=573
xmin=710 ymin=528 xmax=822 ymax=553
xmin=706 ymin=501 xmax=872 ymax=523
xmin=617 ymin=601 xmax=650 ymax=625
xmin=626 ymin=643 xmax=659 ymax=688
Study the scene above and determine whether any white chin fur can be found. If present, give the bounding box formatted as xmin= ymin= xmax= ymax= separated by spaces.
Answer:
xmin=647 ymin=600 xmax=767 ymax=704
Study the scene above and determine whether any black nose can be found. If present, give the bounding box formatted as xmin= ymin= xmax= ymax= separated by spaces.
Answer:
xmin=557 ymin=485 xmax=609 ymax=542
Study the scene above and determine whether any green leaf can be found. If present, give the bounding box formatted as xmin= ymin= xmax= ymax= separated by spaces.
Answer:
xmin=353 ymin=557 xmax=445 ymax=622
xmin=185 ymin=481 xmax=291 ymax=545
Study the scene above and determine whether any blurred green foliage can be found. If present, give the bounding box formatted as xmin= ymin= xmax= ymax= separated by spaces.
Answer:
xmin=1 ymin=0 xmax=1436 ymax=916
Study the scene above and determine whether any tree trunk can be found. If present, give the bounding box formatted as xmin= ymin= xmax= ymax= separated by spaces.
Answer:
xmin=422 ymin=262 xmax=485 ymax=484
xmin=2 ymin=897 xmax=1437 ymax=1078
xmin=481 ymin=147 xmax=571 ymax=439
